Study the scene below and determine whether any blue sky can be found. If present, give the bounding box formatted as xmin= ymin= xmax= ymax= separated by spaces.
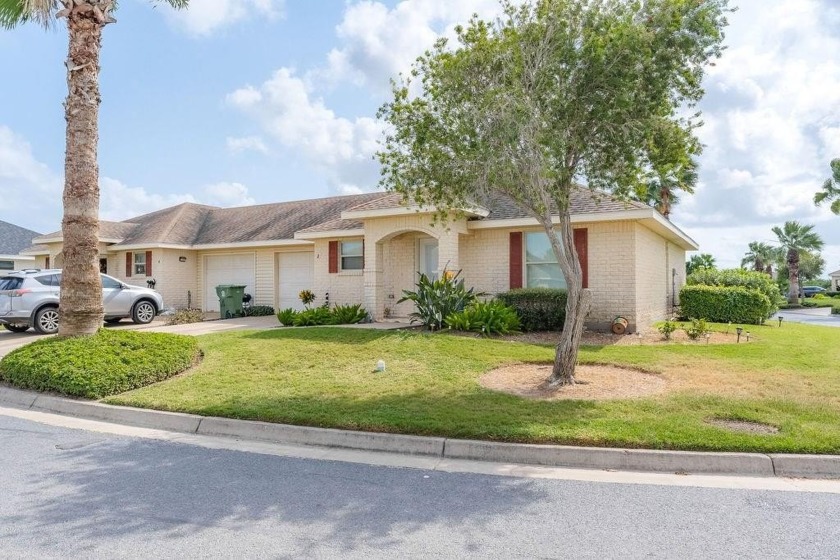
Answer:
xmin=1 ymin=0 xmax=839 ymax=273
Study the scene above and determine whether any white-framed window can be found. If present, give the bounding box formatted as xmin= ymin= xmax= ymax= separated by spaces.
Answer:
xmin=0 ymin=260 xmax=14 ymax=271
xmin=525 ymin=232 xmax=567 ymax=289
xmin=340 ymin=241 xmax=364 ymax=271
xmin=134 ymin=252 xmax=147 ymax=276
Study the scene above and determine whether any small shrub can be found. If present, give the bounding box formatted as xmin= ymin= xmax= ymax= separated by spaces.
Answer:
xmin=801 ymin=301 xmax=818 ymax=308
xmin=398 ymin=269 xmax=481 ymax=330
xmin=277 ymin=308 xmax=298 ymax=326
xmin=166 ymin=308 xmax=204 ymax=326
xmin=683 ymin=318 xmax=710 ymax=340
xmin=294 ymin=306 xmax=333 ymax=326
xmin=657 ymin=319 xmax=678 ymax=340
xmin=331 ymin=303 xmax=367 ymax=325
xmin=299 ymin=289 xmax=316 ymax=306
xmin=242 ymin=305 xmax=275 ymax=317
xmin=0 ymin=329 xmax=199 ymax=399
xmin=445 ymin=300 xmax=521 ymax=335
xmin=496 ymin=288 xmax=567 ymax=332
xmin=679 ymin=285 xmax=773 ymax=324
xmin=813 ymin=293 xmax=827 ymax=300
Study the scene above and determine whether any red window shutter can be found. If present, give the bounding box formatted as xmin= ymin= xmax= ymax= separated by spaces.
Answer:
xmin=126 ymin=252 xmax=132 ymax=277
xmin=574 ymin=228 xmax=589 ymax=289
xmin=328 ymin=241 xmax=338 ymax=273
xmin=145 ymin=251 xmax=153 ymax=277
xmin=45 ymin=256 xmax=50 ymax=269
xmin=361 ymin=240 xmax=365 ymax=270
xmin=509 ymin=232 xmax=523 ymax=289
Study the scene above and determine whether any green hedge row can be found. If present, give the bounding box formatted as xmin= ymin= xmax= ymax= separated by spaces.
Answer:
xmin=0 ymin=329 xmax=200 ymax=399
xmin=496 ymin=288 xmax=567 ymax=332
xmin=679 ymin=285 xmax=773 ymax=324
xmin=687 ymin=268 xmax=783 ymax=304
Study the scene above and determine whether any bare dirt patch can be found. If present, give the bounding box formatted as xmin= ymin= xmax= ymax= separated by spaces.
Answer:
xmin=480 ymin=363 xmax=667 ymax=401
xmin=706 ymin=419 xmax=779 ymax=435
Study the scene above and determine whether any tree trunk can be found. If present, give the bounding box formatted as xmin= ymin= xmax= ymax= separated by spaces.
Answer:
xmin=58 ymin=3 xmax=106 ymax=337
xmin=753 ymin=259 xmax=764 ymax=273
xmin=539 ymin=209 xmax=592 ymax=387
xmin=787 ymin=248 xmax=800 ymax=305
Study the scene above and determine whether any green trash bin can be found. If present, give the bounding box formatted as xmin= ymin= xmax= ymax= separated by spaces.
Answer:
xmin=215 ymin=284 xmax=247 ymax=319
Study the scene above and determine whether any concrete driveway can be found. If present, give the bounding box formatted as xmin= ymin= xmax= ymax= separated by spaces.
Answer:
xmin=772 ymin=307 xmax=840 ymax=328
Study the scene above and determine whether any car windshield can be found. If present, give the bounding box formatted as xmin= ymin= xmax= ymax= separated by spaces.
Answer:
xmin=0 ymin=277 xmax=23 ymax=290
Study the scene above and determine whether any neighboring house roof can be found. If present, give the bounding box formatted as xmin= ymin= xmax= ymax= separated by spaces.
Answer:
xmin=0 ymin=220 xmax=41 ymax=256
xmin=829 ymin=269 xmax=840 ymax=276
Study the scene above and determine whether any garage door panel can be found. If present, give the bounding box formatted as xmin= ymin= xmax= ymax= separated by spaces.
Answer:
xmin=278 ymin=252 xmax=314 ymax=311
xmin=204 ymin=254 xmax=256 ymax=312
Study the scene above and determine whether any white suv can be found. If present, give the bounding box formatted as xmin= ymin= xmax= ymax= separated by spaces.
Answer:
xmin=0 ymin=269 xmax=164 ymax=334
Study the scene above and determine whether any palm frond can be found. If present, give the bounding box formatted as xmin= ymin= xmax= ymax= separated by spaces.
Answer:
xmin=0 ymin=0 xmax=59 ymax=29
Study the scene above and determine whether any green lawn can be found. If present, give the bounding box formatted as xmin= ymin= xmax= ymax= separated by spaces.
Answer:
xmin=105 ymin=323 xmax=840 ymax=454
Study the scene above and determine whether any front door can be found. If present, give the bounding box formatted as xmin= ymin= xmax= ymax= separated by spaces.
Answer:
xmin=418 ymin=238 xmax=439 ymax=280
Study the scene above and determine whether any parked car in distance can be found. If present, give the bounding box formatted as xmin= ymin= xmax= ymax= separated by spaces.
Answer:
xmin=0 ymin=269 xmax=163 ymax=334
xmin=801 ymin=286 xmax=827 ymax=298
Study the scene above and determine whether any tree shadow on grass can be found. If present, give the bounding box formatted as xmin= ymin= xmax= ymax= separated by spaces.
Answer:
xmin=3 ymin=425 xmax=552 ymax=556
xmin=240 ymin=326 xmax=417 ymax=346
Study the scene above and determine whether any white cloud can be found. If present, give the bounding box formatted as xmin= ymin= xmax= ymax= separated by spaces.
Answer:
xmin=166 ymin=0 xmax=284 ymax=37
xmin=0 ymin=126 xmax=62 ymax=233
xmin=226 ymin=136 xmax=268 ymax=154
xmin=200 ymin=181 xmax=256 ymax=207
xmin=227 ymin=68 xmax=383 ymax=191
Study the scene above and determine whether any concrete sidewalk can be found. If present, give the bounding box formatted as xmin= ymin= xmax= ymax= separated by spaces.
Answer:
xmin=1 ymin=385 xmax=838 ymax=480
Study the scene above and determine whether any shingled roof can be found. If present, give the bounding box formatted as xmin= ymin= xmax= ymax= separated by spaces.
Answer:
xmin=0 ymin=220 xmax=41 ymax=255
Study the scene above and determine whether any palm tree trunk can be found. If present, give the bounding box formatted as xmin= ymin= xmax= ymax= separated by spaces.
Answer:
xmin=540 ymin=211 xmax=592 ymax=387
xmin=787 ymin=248 xmax=800 ymax=305
xmin=58 ymin=4 xmax=105 ymax=336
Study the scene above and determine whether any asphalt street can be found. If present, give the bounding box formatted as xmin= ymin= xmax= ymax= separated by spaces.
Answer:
xmin=2 ymin=415 xmax=839 ymax=559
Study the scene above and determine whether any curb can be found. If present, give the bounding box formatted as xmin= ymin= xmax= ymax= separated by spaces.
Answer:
xmin=1 ymin=386 xmax=838 ymax=479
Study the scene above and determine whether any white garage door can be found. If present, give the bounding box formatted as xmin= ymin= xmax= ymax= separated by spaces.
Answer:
xmin=204 ymin=254 xmax=256 ymax=312
xmin=278 ymin=252 xmax=314 ymax=311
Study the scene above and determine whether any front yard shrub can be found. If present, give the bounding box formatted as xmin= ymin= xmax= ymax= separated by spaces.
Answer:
xmin=445 ymin=300 xmax=521 ymax=335
xmin=166 ymin=308 xmax=204 ymax=325
xmin=657 ymin=319 xmax=678 ymax=340
xmin=331 ymin=303 xmax=367 ymax=324
xmin=680 ymin=285 xmax=773 ymax=324
xmin=496 ymin=288 xmax=567 ymax=331
xmin=277 ymin=304 xmax=369 ymax=327
xmin=399 ymin=269 xmax=481 ymax=330
xmin=0 ymin=329 xmax=199 ymax=399
xmin=242 ymin=305 xmax=275 ymax=317
xmin=688 ymin=268 xmax=782 ymax=312
xmin=683 ymin=318 xmax=710 ymax=340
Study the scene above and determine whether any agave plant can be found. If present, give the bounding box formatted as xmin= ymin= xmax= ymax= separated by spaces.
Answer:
xmin=398 ymin=269 xmax=483 ymax=330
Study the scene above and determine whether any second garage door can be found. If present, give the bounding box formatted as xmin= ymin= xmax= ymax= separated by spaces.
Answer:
xmin=277 ymin=252 xmax=314 ymax=311
xmin=204 ymin=254 xmax=256 ymax=312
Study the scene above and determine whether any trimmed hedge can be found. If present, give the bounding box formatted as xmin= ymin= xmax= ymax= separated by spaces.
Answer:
xmin=0 ymin=329 xmax=200 ymax=399
xmin=679 ymin=285 xmax=773 ymax=324
xmin=688 ymin=268 xmax=783 ymax=304
xmin=496 ymin=288 xmax=567 ymax=331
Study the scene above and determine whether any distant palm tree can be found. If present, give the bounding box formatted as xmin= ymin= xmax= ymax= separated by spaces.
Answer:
xmin=1 ymin=0 xmax=188 ymax=336
xmin=814 ymin=158 xmax=840 ymax=215
xmin=771 ymin=221 xmax=825 ymax=304
xmin=741 ymin=242 xmax=780 ymax=275
xmin=686 ymin=253 xmax=716 ymax=276
xmin=637 ymin=162 xmax=698 ymax=219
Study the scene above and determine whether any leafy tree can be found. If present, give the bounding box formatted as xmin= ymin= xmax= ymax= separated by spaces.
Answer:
xmin=686 ymin=253 xmax=716 ymax=275
xmin=634 ymin=160 xmax=698 ymax=219
xmin=771 ymin=221 xmax=825 ymax=303
xmin=776 ymin=251 xmax=826 ymax=291
xmin=1 ymin=0 xmax=188 ymax=336
xmin=741 ymin=241 xmax=780 ymax=275
xmin=378 ymin=0 xmax=729 ymax=385
xmin=814 ymin=158 xmax=840 ymax=215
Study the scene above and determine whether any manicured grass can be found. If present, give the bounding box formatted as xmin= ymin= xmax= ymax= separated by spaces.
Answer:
xmin=803 ymin=297 xmax=840 ymax=313
xmin=0 ymin=330 xmax=200 ymax=399
xmin=106 ymin=323 xmax=840 ymax=454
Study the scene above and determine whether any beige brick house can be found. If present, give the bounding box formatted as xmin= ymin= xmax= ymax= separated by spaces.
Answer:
xmin=19 ymin=189 xmax=698 ymax=331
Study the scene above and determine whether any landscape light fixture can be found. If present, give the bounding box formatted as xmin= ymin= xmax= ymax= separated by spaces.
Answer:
xmin=736 ymin=327 xmax=743 ymax=343
xmin=778 ymin=316 xmax=784 ymax=327
xmin=746 ymin=331 xmax=751 ymax=342
xmin=727 ymin=321 xmax=732 ymax=334
xmin=376 ymin=359 xmax=386 ymax=372
xmin=637 ymin=331 xmax=643 ymax=345
xmin=705 ymin=332 xmax=711 ymax=345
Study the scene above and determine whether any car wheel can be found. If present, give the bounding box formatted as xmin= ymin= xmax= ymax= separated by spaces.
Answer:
xmin=33 ymin=307 xmax=59 ymax=335
xmin=104 ymin=318 xmax=122 ymax=324
xmin=132 ymin=300 xmax=156 ymax=325
xmin=3 ymin=324 xmax=29 ymax=333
